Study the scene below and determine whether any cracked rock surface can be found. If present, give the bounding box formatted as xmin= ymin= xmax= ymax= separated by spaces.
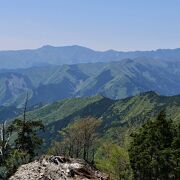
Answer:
xmin=9 ymin=156 xmax=109 ymax=180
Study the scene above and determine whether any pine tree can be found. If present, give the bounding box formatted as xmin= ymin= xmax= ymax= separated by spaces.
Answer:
xmin=172 ymin=123 xmax=180 ymax=179
xmin=8 ymin=94 xmax=44 ymax=159
xmin=129 ymin=111 xmax=178 ymax=180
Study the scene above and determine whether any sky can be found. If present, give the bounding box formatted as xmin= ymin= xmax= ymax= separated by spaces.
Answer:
xmin=0 ymin=0 xmax=180 ymax=51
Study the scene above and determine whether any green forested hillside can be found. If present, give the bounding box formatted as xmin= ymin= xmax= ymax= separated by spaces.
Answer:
xmin=0 ymin=58 xmax=180 ymax=107
xmin=1 ymin=91 xmax=180 ymax=179
xmin=15 ymin=91 xmax=179 ymax=148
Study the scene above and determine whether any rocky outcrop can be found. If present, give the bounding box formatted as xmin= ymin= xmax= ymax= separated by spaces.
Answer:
xmin=9 ymin=156 xmax=109 ymax=180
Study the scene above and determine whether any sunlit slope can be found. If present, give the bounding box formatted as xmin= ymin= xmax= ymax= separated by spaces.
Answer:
xmin=22 ymin=92 xmax=180 ymax=146
xmin=0 ymin=59 xmax=180 ymax=107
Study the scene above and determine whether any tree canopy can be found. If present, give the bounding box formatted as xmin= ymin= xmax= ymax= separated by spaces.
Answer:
xmin=129 ymin=111 xmax=180 ymax=180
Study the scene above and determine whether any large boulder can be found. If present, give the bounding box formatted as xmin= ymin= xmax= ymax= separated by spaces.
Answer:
xmin=9 ymin=156 xmax=109 ymax=180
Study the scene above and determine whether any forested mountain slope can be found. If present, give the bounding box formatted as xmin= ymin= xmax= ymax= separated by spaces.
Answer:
xmin=18 ymin=92 xmax=180 ymax=147
xmin=0 ymin=59 xmax=180 ymax=107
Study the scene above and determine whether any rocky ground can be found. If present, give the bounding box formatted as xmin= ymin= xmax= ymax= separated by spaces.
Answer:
xmin=9 ymin=156 xmax=109 ymax=180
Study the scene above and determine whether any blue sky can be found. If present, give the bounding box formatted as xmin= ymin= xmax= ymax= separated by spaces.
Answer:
xmin=0 ymin=0 xmax=180 ymax=51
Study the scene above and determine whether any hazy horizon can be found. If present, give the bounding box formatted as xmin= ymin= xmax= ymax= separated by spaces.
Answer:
xmin=1 ymin=0 xmax=180 ymax=51
xmin=1 ymin=44 xmax=180 ymax=52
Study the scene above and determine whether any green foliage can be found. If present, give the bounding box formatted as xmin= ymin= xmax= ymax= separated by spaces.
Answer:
xmin=48 ymin=117 xmax=101 ymax=162
xmin=21 ymin=92 xmax=180 ymax=147
xmin=172 ymin=123 xmax=180 ymax=177
xmin=0 ymin=92 xmax=177 ymax=153
xmin=0 ymin=121 xmax=11 ymax=165
xmin=47 ymin=141 xmax=67 ymax=156
xmin=95 ymin=141 xmax=132 ymax=180
xmin=0 ymin=92 xmax=180 ymax=179
xmin=27 ymin=95 xmax=103 ymax=124
xmin=129 ymin=111 xmax=180 ymax=180
xmin=8 ymin=118 xmax=44 ymax=159
xmin=4 ymin=149 xmax=29 ymax=179
xmin=0 ymin=95 xmax=45 ymax=179
xmin=0 ymin=116 xmax=44 ymax=179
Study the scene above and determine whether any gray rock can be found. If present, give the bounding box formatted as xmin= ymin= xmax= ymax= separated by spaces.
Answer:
xmin=9 ymin=156 xmax=109 ymax=180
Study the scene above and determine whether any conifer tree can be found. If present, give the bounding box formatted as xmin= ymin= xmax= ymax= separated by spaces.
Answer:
xmin=8 ymin=94 xmax=44 ymax=159
xmin=129 ymin=111 xmax=178 ymax=180
xmin=172 ymin=123 xmax=180 ymax=179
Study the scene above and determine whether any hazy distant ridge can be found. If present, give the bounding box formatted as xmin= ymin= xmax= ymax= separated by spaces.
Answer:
xmin=0 ymin=45 xmax=180 ymax=69
xmin=0 ymin=58 xmax=180 ymax=107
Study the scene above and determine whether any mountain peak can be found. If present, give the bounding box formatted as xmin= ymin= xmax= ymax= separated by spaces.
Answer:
xmin=40 ymin=45 xmax=55 ymax=49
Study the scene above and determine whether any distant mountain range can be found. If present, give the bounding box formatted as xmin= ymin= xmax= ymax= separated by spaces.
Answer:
xmin=0 ymin=58 xmax=180 ymax=107
xmin=0 ymin=45 xmax=180 ymax=107
xmin=0 ymin=45 xmax=180 ymax=69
